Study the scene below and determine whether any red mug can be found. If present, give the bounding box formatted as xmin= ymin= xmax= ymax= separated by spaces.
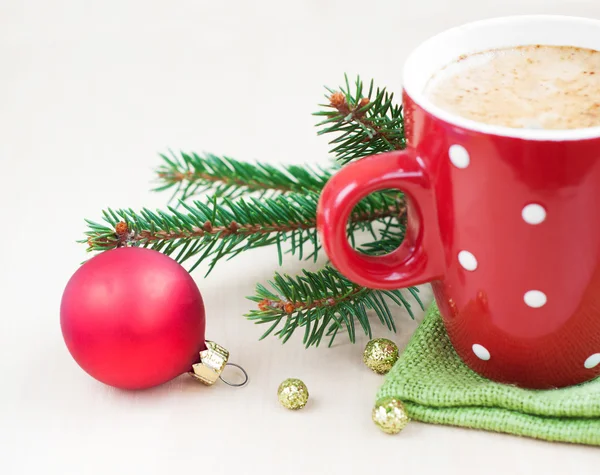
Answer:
xmin=317 ymin=15 xmax=600 ymax=389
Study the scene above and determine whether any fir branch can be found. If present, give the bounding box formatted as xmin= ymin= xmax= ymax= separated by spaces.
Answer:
xmin=79 ymin=75 xmax=417 ymax=348
xmin=245 ymin=267 xmax=423 ymax=348
xmin=314 ymin=75 xmax=405 ymax=164
xmin=82 ymin=191 xmax=405 ymax=275
xmin=155 ymin=151 xmax=336 ymax=201
xmin=359 ymin=218 xmax=406 ymax=256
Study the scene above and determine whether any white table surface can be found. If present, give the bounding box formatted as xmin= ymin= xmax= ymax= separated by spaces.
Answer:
xmin=2 ymin=1 xmax=600 ymax=474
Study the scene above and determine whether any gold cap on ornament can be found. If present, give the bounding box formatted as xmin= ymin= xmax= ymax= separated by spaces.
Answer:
xmin=189 ymin=340 xmax=230 ymax=385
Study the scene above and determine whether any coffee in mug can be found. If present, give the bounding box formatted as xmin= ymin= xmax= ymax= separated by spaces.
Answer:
xmin=423 ymin=45 xmax=600 ymax=129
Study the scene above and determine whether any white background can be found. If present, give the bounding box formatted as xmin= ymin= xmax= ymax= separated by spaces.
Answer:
xmin=2 ymin=1 xmax=600 ymax=474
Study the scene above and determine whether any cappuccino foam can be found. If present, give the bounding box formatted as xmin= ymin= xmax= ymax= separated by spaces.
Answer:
xmin=423 ymin=45 xmax=600 ymax=130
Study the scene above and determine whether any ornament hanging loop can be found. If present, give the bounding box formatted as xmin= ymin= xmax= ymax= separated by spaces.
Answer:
xmin=189 ymin=340 xmax=248 ymax=388
xmin=219 ymin=363 xmax=249 ymax=387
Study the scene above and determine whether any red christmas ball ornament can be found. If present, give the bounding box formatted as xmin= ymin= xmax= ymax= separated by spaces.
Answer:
xmin=60 ymin=247 xmax=206 ymax=390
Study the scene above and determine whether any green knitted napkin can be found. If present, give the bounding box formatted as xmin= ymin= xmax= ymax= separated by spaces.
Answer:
xmin=376 ymin=303 xmax=600 ymax=445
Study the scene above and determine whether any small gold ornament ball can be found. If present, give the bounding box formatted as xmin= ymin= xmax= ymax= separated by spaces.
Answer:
xmin=277 ymin=378 xmax=309 ymax=410
xmin=372 ymin=397 xmax=410 ymax=434
xmin=363 ymin=338 xmax=399 ymax=374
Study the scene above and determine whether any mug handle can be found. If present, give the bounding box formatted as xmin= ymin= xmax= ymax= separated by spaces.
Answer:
xmin=317 ymin=150 xmax=444 ymax=290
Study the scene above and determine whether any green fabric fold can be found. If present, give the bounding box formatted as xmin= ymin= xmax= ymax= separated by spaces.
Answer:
xmin=376 ymin=303 xmax=600 ymax=445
